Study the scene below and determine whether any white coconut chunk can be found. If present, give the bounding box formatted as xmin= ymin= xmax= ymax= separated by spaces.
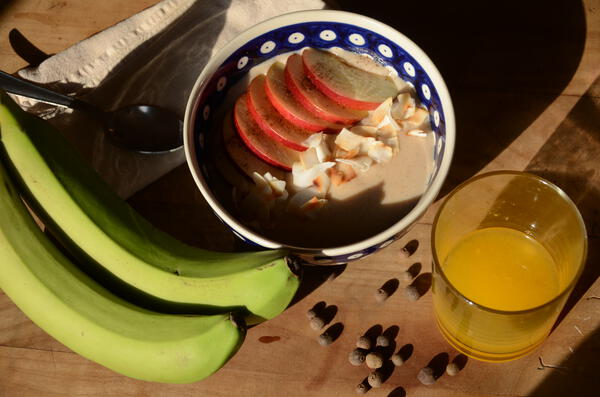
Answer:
xmin=330 ymin=162 xmax=357 ymax=186
xmin=350 ymin=125 xmax=378 ymax=137
xmin=292 ymin=161 xmax=335 ymax=188
xmin=407 ymin=129 xmax=429 ymax=137
xmin=315 ymin=141 xmax=332 ymax=162
xmin=335 ymin=128 xmax=364 ymax=152
xmin=313 ymin=172 xmax=331 ymax=197
xmin=302 ymin=132 xmax=323 ymax=148
xmin=337 ymin=156 xmax=374 ymax=173
xmin=250 ymin=172 xmax=273 ymax=197
xmin=365 ymin=97 xmax=393 ymax=127
xmin=300 ymin=196 xmax=328 ymax=218
xmin=368 ymin=142 xmax=393 ymax=163
xmin=404 ymin=106 xmax=429 ymax=129
xmin=263 ymin=174 xmax=288 ymax=199
xmin=299 ymin=148 xmax=320 ymax=169
xmin=391 ymin=92 xmax=416 ymax=120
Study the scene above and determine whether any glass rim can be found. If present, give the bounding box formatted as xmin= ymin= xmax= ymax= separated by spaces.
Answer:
xmin=431 ymin=170 xmax=588 ymax=315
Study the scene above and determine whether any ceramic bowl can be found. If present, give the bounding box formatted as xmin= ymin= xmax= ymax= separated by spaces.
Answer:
xmin=184 ymin=10 xmax=455 ymax=265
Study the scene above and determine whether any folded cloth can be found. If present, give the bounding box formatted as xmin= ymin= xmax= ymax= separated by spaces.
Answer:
xmin=14 ymin=0 xmax=325 ymax=198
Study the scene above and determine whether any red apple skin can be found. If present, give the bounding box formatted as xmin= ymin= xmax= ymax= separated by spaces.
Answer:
xmin=302 ymin=48 xmax=398 ymax=110
xmin=246 ymin=74 xmax=312 ymax=152
xmin=233 ymin=93 xmax=299 ymax=171
xmin=285 ymin=54 xmax=367 ymax=125
xmin=222 ymin=110 xmax=286 ymax=181
xmin=265 ymin=62 xmax=344 ymax=133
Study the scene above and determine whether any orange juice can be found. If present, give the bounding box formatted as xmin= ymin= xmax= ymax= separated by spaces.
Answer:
xmin=442 ymin=227 xmax=560 ymax=311
xmin=433 ymin=227 xmax=566 ymax=360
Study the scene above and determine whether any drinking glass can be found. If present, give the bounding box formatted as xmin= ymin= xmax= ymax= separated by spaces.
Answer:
xmin=431 ymin=171 xmax=587 ymax=362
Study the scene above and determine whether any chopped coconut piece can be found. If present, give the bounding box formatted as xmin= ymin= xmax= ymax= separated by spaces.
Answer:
xmin=383 ymin=136 xmax=400 ymax=153
xmin=337 ymin=156 xmax=374 ymax=173
xmin=314 ymin=172 xmax=332 ymax=197
xmin=391 ymin=92 xmax=415 ymax=120
xmin=334 ymin=146 xmax=360 ymax=159
xmin=263 ymin=173 xmax=288 ymax=199
xmin=292 ymin=161 xmax=335 ymax=189
xmin=365 ymin=97 xmax=393 ymax=127
xmin=404 ymin=107 xmax=429 ymax=128
xmin=350 ymin=125 xmax=378 ymax=137
xmin=300 ymin=196 xmax=327 ymax=217
xmin=300 ymin=148 xmax=320 ymax=169
xmin=407 ymin=129 xmax=429 ymax=137
xmin=335 ymin=128 xmax=364 ymax=152
xmin=377 ymin=115 xmax=402 ymax=137
xmin=287 ymin=189 xmax=327 ymax=218
xmin=368 ymin=142 xmax=393 ymax=163
xmin=329 ymin=162 xmax=357 ymax=186
xmin=302 ymin=132 xmax=323 ymax=148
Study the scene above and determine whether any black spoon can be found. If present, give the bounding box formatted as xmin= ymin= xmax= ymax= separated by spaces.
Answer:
xmin=0 ymin=70 xmax=183 ymax=153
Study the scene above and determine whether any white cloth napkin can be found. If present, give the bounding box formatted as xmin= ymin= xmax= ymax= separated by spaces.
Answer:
xmin=14 ymin=0 xmax=325 ymax=198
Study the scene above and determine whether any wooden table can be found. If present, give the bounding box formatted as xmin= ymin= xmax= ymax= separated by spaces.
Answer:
xmin=1 ymin=1 xmax=599 ymax=396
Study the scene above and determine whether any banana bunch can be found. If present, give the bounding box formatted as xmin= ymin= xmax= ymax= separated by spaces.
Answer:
xmin=0 ymin=91 xmax=300 ymax=382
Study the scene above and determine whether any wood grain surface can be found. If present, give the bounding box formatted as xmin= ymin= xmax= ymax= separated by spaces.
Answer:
xmin=1 ymin=1 xmax=599 ymax=396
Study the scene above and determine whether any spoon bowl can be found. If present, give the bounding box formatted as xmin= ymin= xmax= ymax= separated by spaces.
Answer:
xmin=0 ymin=70 xmax=183 ymax=153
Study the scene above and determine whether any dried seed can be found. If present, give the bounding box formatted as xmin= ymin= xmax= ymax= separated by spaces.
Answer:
xmin=446 ymin=362 xmax=460 ymax=376
xmin=318 ymin=332 xmax=333 ymax=346
xmin=355 ymin=382 xmax=369 ymax=394
xmin=356 ymin=336 xmax=371 ymax=350
xmin=399 ymin=247 xmax=411 ymax=258
xmin=365 ymin=352 xmax=383 ymax=369
xmin=367 ymin=371 xmax=383 ymax=388
xmin=417 ymin=366 xmax=436 ymax=385
xmin=404 ymin=285 xmax=421 ymax=301
xmin=310 ymin=316 xmax=325 ymax=330
xmin=400 ymin=270 xmax=413 ymax=283
xmin=376 ymin=335 xmax=390 ymax=347
xmin=391 ymin=353 xmax=404 ymax=366
xmin=349 ymin=349 xmax=366 ymax=366
xmin=374 ymin=288 xmax=389 ymax=303
xmin=306 ymin=309 xmax=317 ymax=319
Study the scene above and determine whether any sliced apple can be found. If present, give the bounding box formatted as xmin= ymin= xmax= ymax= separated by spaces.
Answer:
xmin=233 ymin=93 xmax=299 ymax=171
xmin=265 ymin=62 xmax=344 ymax=133
xmin=285 ymin=54 xmax=367 ymax=125
xmin=246 ymin=74 xmax=313 ymax=151
xmin=302 ymin=48 xmax=399 ymax=110
xmin=222 ymin=110 xmax=287 ymax=180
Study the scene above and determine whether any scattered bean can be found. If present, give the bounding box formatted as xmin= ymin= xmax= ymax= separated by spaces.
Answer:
xmin=400 ymin=270 xmax=413 ymax=283
xmin=391 ymin=353 xmax=404 ymax=366
xmin=417 ymin=366 xmax=436 ymax=385
xmin=376 ymin=335 xmax=390 ymax=347
xmin=365 ymin=352 xmax=383 ymax=369
xmin=404 ymin=285 xmax=421 ymax=301
xmin=446 ymin=362 xmax=460 ymax=376
xmin=349 ymin=349 xmax=366 ymax=366
xmin=356 ymin=336 xmax=371 ymax=350
xmin=367 ymin=370 xmax=383 ymax=388
xmin=310 ymin=316 xmax=325 ymax=330
xmin=306 ymin=308 xmax=317 ymax=319
xmin=318 ymin=332 xmax=333 ymax=346
xmin=355 ymin=382 xmax=369 ymax=394
xmin=374 ymin=288 xmax=389 ymax=303
xmin=399 ymin=247 xmax=411 ymax=259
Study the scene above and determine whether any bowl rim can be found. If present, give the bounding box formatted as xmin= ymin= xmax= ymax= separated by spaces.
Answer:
xmin=184 ymin=9 xmax=456 ymax=256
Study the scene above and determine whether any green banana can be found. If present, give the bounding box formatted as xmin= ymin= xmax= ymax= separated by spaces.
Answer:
xmin=0 ymin=160 xmax=244 ymax=383
xmin=0 ymin=91 xmax=299 ymax=323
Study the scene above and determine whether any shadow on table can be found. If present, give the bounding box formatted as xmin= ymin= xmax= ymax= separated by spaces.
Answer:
xmin=337 ymin=0 xmax=587 ymax=196
xmin=526 ymin=75 xmax=600 ymax=325
xmin=526 ymin=74 xmax=600 ymax=396
xmin=531 ymin=327 xmax=600 ymax=397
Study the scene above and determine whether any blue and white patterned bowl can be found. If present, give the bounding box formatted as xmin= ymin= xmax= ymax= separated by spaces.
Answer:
xmin=184 ymin=10 xmax=455 ymax=265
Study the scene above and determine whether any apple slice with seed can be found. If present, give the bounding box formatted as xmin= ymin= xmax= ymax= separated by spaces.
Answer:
xmin=285 ymin=54 xmax=367 ymax=125
xmin=302 ymin=48 xmax=399 ymax=110
xmin=265 ymin=62 xmax=344 ymax=133
xmin=233 ymin=93 xmax=299 ymax=171
xmin=222 ymin=110 xmax=286 ymax=181
xmin=247 ymin=74 xmax=313 ymax=151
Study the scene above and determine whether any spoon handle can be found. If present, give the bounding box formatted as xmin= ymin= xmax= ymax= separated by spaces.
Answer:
xmin=0 ymin=70 xmax=97 ymax=114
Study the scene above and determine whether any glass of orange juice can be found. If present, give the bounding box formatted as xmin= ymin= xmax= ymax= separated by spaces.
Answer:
xmin=431 ymin=171 xmax=587 ymax=362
